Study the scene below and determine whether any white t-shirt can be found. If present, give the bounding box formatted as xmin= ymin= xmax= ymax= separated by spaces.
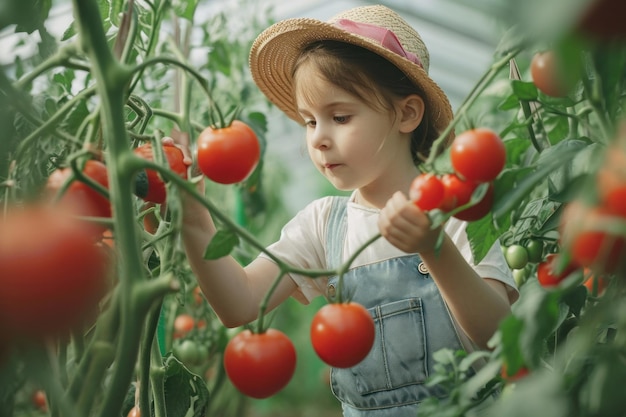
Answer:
xmin=260 ymin=193 xmax=519 ymax=306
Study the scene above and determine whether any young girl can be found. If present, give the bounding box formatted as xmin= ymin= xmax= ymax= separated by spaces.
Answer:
xmin=178 ymin=5 xmax=518 ymax=416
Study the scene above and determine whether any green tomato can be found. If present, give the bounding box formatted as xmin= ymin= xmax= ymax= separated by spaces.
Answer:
xmin=525 ymin=239 xmax=544 ymax=263
xmin=512 ymin=268 xmax=529 ymax=287
xmin=173 ymin=339 xmax=205 ymax=367
xmin=505 ymin=245 xmax=529 ymax=270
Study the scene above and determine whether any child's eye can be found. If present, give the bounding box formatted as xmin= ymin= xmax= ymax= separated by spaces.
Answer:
xmin=305 ymin=119 xmax=317 ymax=127
xmin=334 ymin=115 xmax=350 ymax=124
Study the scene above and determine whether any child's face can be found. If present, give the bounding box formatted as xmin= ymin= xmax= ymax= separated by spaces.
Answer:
xmin=295 ymin=67 xmax=414 ymax=193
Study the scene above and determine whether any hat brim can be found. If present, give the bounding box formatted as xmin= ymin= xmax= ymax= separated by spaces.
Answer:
xmin=249 ymin=17 xmax=454 ymax=142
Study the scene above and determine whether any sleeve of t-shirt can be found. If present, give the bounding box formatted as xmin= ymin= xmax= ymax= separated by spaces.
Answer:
xmin=257 ymin=197 xmax=333 ymax=304
xmin=444 ymin=218 xmax=520 ymax=304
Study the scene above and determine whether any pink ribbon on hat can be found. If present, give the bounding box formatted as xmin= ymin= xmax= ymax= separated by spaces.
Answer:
xmin=333 ymin=19 xmax=423 ymax=68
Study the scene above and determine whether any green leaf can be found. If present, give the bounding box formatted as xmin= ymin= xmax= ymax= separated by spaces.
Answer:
xmin=203 ymin=229 xmax=239 ymax=260
xmin=173 ymin=0 xmax=199 ymax=21
xmin=163 ymin=354 xmax=210 ymax=417
xmin=467 ymin=213 xmax=502 ymax=265
xmin=493 ymin=140 xmax=586 ymax=220
xmin=511 ymin=80 xmax=538 ymax=101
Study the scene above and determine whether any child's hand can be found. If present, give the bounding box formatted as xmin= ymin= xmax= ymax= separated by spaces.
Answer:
xmin=378 ymin=191 xmax=441 ymax=254
xmin=165 ymin=128 xmax=193 ymax=167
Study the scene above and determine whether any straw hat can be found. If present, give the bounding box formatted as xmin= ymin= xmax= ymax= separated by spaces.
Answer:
xmin=249 ymin=4 xmax=453 ymax=142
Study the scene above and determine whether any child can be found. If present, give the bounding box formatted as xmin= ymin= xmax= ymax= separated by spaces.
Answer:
xmin=178 ymin=5 xmax=518 ymax=416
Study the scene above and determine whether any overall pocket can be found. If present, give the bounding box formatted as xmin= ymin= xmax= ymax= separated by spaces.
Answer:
xmin=351 ymin=298 xmax=428 ymax=395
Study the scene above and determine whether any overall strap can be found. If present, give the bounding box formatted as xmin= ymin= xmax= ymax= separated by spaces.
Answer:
xmin=325 ymin=196 xmax=349 ymax=269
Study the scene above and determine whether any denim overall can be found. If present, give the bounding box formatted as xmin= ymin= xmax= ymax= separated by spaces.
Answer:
xmin=325 ymin=197 xmax=465 ymax=416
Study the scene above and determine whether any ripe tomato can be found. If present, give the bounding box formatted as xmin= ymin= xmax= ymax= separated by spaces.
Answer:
xmin=450 ymin=128 xmax=506 ymax=182
xmin=173 ymin=314 xmax=195 ymax=339
xmin=536 ymin=254 xmax=578 ymax=288
xmin=409 ymin=173 xmax=444 ymax=211
xmin=310 ymin=302 xmax=375 ymax=369
xmin=134 ymin=142 xmax=188 ymax=204
xmin=0 ymin=205 xmax=109 ymax=341
xmin=505 ymin=245 xmax=529 ymax=270
xmin=440 ymin=173 xmax=475 ymax=212
xmin=224 ymin=329 xmax=296 ymax=399
xmin=571 ymin=229 xmax=626 ymax=274
xmin=46 ymin=159 xmax=111 ymax=222
xmin=31 ymin=390 xmax=47 ymax=411
xmin=530 ymin=51 xmax=576 ymax=98
xmin=453 ymin=182 xmax=494 ymax=222
xmin=197 ymin=120 xmax=261 ymax=184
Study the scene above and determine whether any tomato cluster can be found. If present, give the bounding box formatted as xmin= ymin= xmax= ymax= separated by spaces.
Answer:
xmin=409 ymin=128 xmax=505 ymax=221
xmin=559 ymin=139 xmax=626 ymax=277
xmin=222 ymin=301 xmax=374 ymax=399
xmin=196 ymin=120 xmax=261 ymax=184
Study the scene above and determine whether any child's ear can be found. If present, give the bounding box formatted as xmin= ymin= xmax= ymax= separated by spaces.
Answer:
xmin=398 ymin=94 xmax=425 ymax=133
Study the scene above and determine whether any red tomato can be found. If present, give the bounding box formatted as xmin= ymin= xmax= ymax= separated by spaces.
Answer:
xmin=310 ymin=302 xmax=375 ymax=369
xmin=224 ymin=329 xmax=296 ymax=399
xmin=173 ymin=314 xmax=195 ymax=339
xmin=134 ymin=142 xmax=188 ymax=204
xmin=0 ymin=205 xmax=109 ymax=341
xmin=46 ymin=159 xmax=111 ymax=222
xmin=571 ymin=229 xmax=626 ymax=274
xmin=32 ymin=390 xmax=47 ymax=411
xmin=197 ymin=120 xmax=261 ymax=184
xmin=453 ymin=182 xmax=494 ymax=222
xmin=440 ymin=173 xmax=475 ymax=212
xmin=537 ymin=254 xmax=578 ymax=288
xmin=530 ymin=51 xmax=575 ymax=98
xmin=409 ymin=173 xmax=444 ymax=211
xmin=450 ymin=128 xmax=506 ymax=182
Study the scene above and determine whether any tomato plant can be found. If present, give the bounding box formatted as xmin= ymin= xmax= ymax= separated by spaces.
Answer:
xmin=0 ymin=205 xmax=109 ymax=340
xmin=46 ymin=159 xmax=111 ymax=222
xmin=223 ymin=329 xmax=296 ymax=399
xmin=530 ymin=51 xmax=575 ymax=98
xmin=134 ymin=142 xmax=188 ymax=204
xmin=197 ymin=120 xmax=261 ymax=184
xmin=310 ymin=302 xmax=375 ymax=369
xmin=504 ymin=245 xmax=529 ymax=270
xmin=409 ymin=173 xmax=444 ymax=211
xmin=450 ymin=128 xmax=506 ymax=182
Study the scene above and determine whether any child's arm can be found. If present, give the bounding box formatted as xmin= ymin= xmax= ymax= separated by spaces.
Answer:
xmin=180 ymin=192 xmax=298 ymax=327
xmin=378 ymin=191 xmax=512 ymax=349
